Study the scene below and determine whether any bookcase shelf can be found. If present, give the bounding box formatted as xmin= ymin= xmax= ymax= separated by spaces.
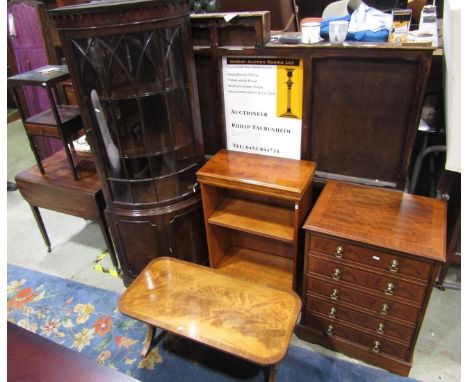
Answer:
xmin=197 ymin=149 xmax=316 ymax=291
xmin=208 ymin=198 xmax=295 ymax=242
xmin=217 ymin=247 xmax=293 ymax=290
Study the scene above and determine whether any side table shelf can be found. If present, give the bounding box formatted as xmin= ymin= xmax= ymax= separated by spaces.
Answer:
xmin=196 ymin=149 xmax=316 ymax=291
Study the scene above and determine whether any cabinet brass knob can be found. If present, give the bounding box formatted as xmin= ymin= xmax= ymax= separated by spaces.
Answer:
xmin=334 ymin=246 xmax=344 ymax=258
xmin=384 ymin=282 xmax=394 ymax=295
xmin=328 ymin=306 xmax=336 ymax=318
xmin=379 ymin=303 xmax=390 ymax=315
xmin=330 ymin=288 xmax=339 ymax=301
xmin=326 ymin=324 xmax=334 ymax=336
xmin=331 ymin=268 xmax=341 ymax=280
xmin=376 ymin=322 xmax=385 ymax=334
xmin=389 ymin=259 xmax=399 ymax=273
xmin=371 ymin=340 xmax=381 ymax=353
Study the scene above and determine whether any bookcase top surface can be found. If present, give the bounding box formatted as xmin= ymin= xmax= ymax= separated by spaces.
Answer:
xmin=304 ymin=180 xmax=447 ymax=262
xmin=196 ymin=150 xmax=316 ymax=200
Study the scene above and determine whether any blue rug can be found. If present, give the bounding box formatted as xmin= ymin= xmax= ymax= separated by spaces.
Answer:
xmin=7 ymin=264 xmax=418 ymax=382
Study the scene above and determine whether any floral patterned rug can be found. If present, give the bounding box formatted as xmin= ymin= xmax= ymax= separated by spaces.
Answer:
xmin=7 ymin=264 xmax=418 ymax=382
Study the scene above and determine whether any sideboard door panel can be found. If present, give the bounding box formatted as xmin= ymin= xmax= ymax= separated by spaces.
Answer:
xmin=308 ymin=55 xmax=425 ymax=187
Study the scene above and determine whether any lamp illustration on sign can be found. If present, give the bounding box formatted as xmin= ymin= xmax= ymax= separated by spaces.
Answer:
xmin=280 ymin=68 xmax=298 ymax=118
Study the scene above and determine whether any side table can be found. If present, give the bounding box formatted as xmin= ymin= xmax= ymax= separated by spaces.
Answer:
xmin=119 ymin=257 xmax=301 ymax=381
xmin=8 ymin=65 xmax=83 ymax=180
xmin=15 ymin=149 xmax=118 ymax=270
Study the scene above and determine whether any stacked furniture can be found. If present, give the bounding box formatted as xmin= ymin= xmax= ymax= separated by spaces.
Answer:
xmin=50 ymin=0 xmax=208 ymax=286
xmin=8 ymin=65 xmax=83 ymax=180
xmin=7 ymin=0 xmax=65 ymax=159
xmin=296 ymin=180 xmax=446 ymax=375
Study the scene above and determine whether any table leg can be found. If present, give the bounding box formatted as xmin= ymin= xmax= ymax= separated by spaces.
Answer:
xmin=264 ymin=363 xmax=279 ymax=382
xmin=27 ymin=136 xmax=45 ymax=175
xmin=63 ymin=142 xmax=79 ymax=181
xmin=30 ymin=205 xmax=51 ymax=252
xmin=141 ymin=325 xmax=155 ymax=358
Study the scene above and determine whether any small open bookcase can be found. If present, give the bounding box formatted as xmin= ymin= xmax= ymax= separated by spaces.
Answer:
xmin=196 ymin=149 xmax=316 ymax=291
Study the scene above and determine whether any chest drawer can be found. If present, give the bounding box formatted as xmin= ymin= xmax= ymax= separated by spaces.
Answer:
xmin=302 ymin=312 xmax=411 ymax=360
xmin=306 ymin=276 xmax=421 ymax=324
xmin=307 ymin=254 xmax=427 ymax=304
xmin=305 ymin=294 xmax=414 ymax=344
xmin=308 ymin=236 xmax=433 ymax=281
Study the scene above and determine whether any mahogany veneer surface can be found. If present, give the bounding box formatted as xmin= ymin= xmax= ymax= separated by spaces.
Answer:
xmin=118 ymin=257 xmax=301 ymax=366
xmin=15 ymin=150 xmax=101 ymax=219
xmin=304 ymin=181 xmax=446 ymax=261
xmin=196 ymin=149 xmax=316 ymax=200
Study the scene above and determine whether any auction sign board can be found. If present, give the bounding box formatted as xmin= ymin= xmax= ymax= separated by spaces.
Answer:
xmin=222 ymin=56 xmax=303 ymax=159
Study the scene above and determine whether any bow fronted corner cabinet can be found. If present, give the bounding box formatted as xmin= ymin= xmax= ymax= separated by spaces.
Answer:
xmin=296 ymin=181 xmax=446 ymax=375
xmin=50 ymin=0 xmax=208 ymax=286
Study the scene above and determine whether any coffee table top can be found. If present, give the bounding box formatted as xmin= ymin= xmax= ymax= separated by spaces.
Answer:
xmin=118 ymin=257 xmax=301 ymax=365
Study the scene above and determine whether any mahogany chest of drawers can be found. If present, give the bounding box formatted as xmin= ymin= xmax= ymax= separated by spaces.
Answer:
xmin=295 ymin=181 xmax=446 ymax=376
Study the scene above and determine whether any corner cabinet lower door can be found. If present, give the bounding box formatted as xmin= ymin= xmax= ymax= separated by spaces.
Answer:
xmin=106 ymin=195 xmax=208 ymax=286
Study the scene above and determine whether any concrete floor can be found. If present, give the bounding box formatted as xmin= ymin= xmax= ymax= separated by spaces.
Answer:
xmin=7 ymin=119 xmax=461 ymax=381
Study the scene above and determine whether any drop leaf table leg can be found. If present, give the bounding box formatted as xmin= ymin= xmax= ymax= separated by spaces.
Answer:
xmin=30 ymin=205 xmax=51 ymax=252
xmin=140 ymin=324 xmax=155 ymax=358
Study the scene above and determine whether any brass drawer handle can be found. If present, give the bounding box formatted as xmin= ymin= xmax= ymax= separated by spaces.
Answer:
xmin=371 ymin=340 xmax=381 ymax=353
xmin=330 ymin=288 xmax=339 ymax=301
xmin=376 ymin=322 xmax=385 ymax=334
xmin=379 ymin=303 xmax=390 ymax=315
xmin=326 ymin=324 xmax=334 ymax=336
xmin=389 ymin=259 xmax=399 ymax=273
xmin=328 ymin=306 xmax=336 ymax=318
xmin=384 ymin=282 xmax=394 ymax=296
xmin=334 ymin=246 xmax=344 ymax=259
xmin=331 ymin=268 xmax=341 ymax=280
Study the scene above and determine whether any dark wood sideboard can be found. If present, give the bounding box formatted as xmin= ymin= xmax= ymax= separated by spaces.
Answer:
xmin=190 ymin=13 xmax=434 ymax=190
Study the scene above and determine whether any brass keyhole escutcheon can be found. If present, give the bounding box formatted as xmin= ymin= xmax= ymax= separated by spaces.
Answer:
xmin=326 ymin=324 xmax=334 ymax=336
xmin=389 ymin=259 xmax=399 ymax=272
xmin=332 ymin=268 xmax=341 ymax=280
xmin=334 ymin=246 xmax=344 ymax=258
xmin=330 ymin=288 xmax=339 ymax=301
xmin=384 ymin=282 xmax=394 ymax=295
xmin=328 ymin=306 xmax=336 ymax=318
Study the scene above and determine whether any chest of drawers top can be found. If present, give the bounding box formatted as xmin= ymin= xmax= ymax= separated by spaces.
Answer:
xmin=304 ymin=181 xmax=446 ymax=262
